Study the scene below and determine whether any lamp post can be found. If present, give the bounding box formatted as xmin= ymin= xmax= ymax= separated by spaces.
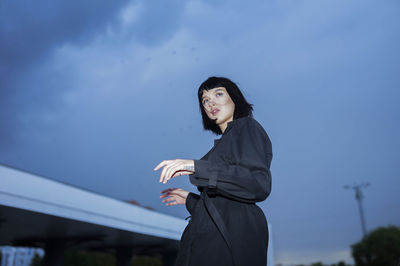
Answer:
xmin=344 ymin=182 xmax=370 ymax=237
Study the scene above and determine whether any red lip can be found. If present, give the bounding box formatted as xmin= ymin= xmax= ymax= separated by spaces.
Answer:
xmin=211 ymin=109 xmax=219 ymax=115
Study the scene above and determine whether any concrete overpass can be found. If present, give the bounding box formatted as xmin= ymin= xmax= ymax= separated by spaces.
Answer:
xmin=0 ymin=164 xmax=187 ymax=266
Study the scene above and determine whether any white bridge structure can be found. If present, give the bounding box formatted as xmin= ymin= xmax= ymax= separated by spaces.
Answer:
xmin=0 ymin=164 xmax=187 ymax=266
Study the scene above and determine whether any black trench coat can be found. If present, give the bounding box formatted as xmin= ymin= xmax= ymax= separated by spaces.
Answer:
xmin=175 ymin=116 xmax=273 ymax=266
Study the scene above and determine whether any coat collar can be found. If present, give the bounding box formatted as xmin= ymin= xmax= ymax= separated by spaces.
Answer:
xmin=224 ymin=119 xmax=235 ymax=134
xmin=213 ymin=117 xmax=246 ymax=145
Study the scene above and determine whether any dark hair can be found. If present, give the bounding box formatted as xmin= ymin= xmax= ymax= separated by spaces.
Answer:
xmin=197 ymin=76 xmax=253 ymax=135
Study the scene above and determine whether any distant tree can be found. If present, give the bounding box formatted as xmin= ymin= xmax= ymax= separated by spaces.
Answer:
xmin=63 ymin=251 xmax=116 ymax=266
xmin=30 ymin=253 xmax=43 ymax=266
xmin=131 ymin=255 xmax=162 ymax=266
xmin=330 ymin=261 xmax=348 ymax=266
xmin=351 ymin=225 xmax=400 ymax=266
xmin=310 ymin=262 xmax=324 ymax=266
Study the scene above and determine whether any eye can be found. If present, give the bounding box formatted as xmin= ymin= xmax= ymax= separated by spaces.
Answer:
xmin=216 ymin=92 xmax=224 ymax=97
xmin=202 ymin=99 xmax=209 ymax=105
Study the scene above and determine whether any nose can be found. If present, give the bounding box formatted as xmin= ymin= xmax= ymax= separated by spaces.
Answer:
xmin=205 ymin=98 xmax=216 ymax=107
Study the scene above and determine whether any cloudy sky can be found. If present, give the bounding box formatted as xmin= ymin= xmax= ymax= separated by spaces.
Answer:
xmin=1 ymin=0 xmax=399 ymax=264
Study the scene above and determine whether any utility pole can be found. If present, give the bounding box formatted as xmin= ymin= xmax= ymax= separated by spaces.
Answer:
xmin=344 ymin=182 xmax=370 ymax=237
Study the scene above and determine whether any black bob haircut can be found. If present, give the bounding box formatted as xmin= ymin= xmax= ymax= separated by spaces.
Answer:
xmin=197 ymin=76 xmax=253 ymax=135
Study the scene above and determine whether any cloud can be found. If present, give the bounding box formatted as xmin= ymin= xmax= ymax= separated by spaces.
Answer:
xmin=0 ymin=0 xmax=129 ymax=68
xmin=0 ymin=0 xmax=399 ymax=264
xmin=0 ymin=0 xmax=130 ymax=148
xmin=0 ymin=0 xmax=194 ymax=149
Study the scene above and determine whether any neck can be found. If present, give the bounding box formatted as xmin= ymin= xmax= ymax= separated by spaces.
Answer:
xmin=219 ymin=118 xmax=233 ymax=134
xmin=220 ymin=123 xmax=227 ymax=134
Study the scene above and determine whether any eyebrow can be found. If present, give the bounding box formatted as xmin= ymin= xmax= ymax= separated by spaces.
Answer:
xmin=202 ymin=88 xmax=224 ymax=99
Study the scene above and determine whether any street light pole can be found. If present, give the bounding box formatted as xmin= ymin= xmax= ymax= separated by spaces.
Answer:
xmin=344 ymin=182 xmax=370 ymax=237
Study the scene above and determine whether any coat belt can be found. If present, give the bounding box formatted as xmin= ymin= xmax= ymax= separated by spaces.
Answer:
xmin=200 ymin=189 xmax=236 ymax=266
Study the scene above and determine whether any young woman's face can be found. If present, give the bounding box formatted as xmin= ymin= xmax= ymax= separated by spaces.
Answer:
xmin=201 ymin=87 xmax=235 ymax=127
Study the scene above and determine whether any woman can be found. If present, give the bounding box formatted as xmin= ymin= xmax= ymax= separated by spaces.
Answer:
xmin=154 ymin=76 xmax=272 ymax=266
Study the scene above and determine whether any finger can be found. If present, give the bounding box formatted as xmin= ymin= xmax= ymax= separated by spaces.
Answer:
xmin=167 ymin=161 xmax=188 ymax=181
xmin=171 ymin=190 xmax=186 ymax=198
xmin=154 ymin=160 xmax=170 ymax=171
xmin=163 ymin=161 xmax=181 ymax=183
xmin=168 ymin=190 xmax=187 ymax=199
xmin=160 ymin=190 xmax=180 ymax=198
xmin=171 ymin=170 xmax=192 ymax=178
xmin=162 ymin=197 xmax=176 ymax=203
xmin=161 ymin=161 xmax=180 ymax=183
xmin=164 ymin=198 xmax=180 ymax=206
xmin=160 ymin=193 xmax=171 ymax=199
xmin=166 ymin=201 xmax=178 ymax=206
xmin=171 ymin=169 xmax=184 ymax=178
xmin=172 ymin=171 xmax=188 ymax=178
xmin=160 ymin=188 xmax=177 ymax=194
xmin=163 ymin=173 xmax=176 ymax=184
xmin=160 ymin=160 xmax=176 ymax=182
xmin=164 ymin=190 xmax=181 ymax=197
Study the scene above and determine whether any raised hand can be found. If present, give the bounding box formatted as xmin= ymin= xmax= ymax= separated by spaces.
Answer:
xmin=160 ymin=188 xmax=189 ymax=206
xmin=153 ymin=159 xmax=195 ymax=184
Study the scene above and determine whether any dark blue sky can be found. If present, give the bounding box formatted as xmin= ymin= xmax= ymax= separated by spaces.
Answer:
xmin=1 ymin=0 xmax=399 ymax=264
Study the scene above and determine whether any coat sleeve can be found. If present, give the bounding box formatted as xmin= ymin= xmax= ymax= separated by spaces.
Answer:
xmin=185 ymin=192 xmax=200 ymax=214
xmin=189 ymin=118 xmax=272 ymax=203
